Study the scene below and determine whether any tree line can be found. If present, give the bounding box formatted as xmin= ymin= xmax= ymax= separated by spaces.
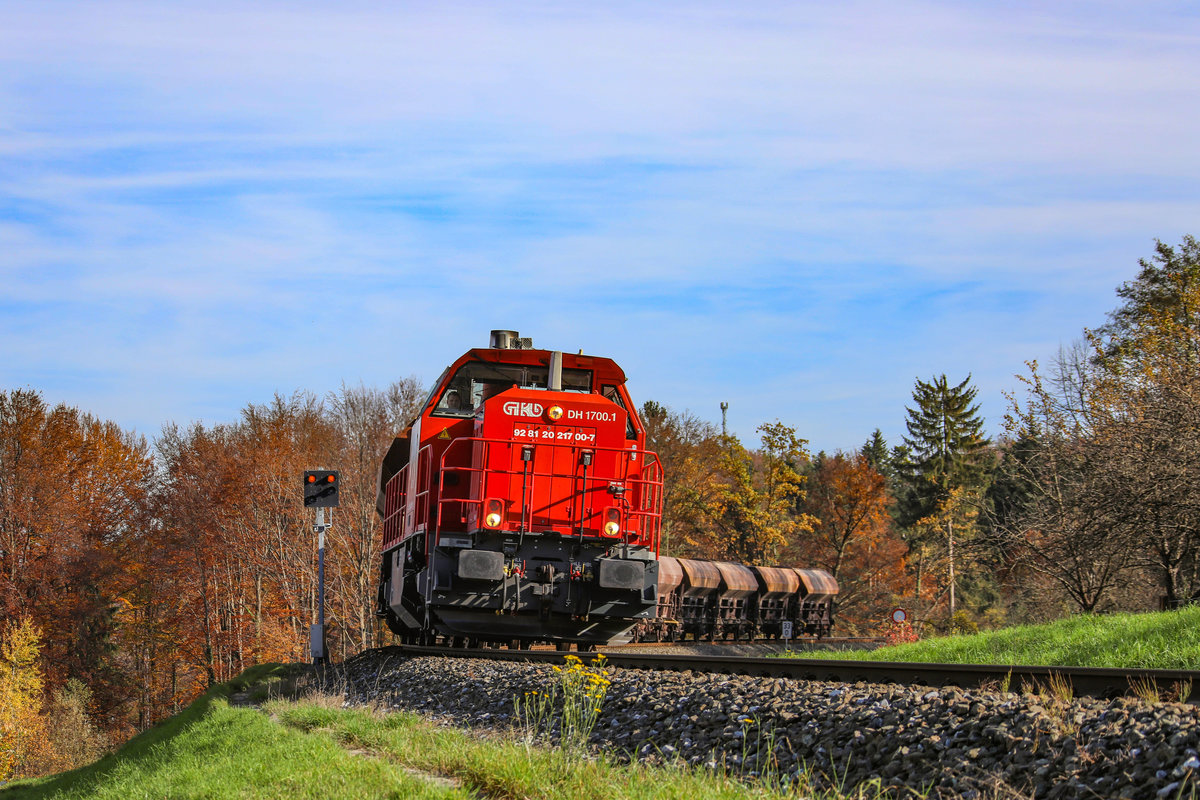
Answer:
xmin=650 ymin=238 xmax=1200 ymax=635
xmin=1 ymin=237 xmax=1197 ymax=776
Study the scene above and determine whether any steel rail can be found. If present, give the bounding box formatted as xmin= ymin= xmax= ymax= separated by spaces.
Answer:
xmin=395 ymin=644 xmax=1200 ymax=700
xmin=611 ymin=636 xmax=883 ymax=649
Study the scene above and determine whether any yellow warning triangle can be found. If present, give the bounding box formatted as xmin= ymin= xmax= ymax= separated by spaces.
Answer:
xmin=437 ymin=429 xmax=451 ymax=440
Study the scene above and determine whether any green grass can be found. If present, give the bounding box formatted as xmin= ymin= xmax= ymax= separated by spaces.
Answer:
xmin=2 ymin=666 xmax=894 ymax=800
xmin=270 ymin=702 xmax=820 ymax=800
xmin=799 ymin=606 xmax=1200 ymax=670
xmin=0 ymin=665 xmax=466 ymax=800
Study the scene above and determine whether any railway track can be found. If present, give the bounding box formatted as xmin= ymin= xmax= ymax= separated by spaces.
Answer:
xmin=611 ymin=636 xmax=884 ymax=649
xmin=396 ymin=644 xmax=1200 ymax=701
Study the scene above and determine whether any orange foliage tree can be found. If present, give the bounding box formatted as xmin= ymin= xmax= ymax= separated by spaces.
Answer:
xmin=794 ymin=452 xmax=912 ymax=633
xmin=0 ymin=389 xmax=152 ymax=726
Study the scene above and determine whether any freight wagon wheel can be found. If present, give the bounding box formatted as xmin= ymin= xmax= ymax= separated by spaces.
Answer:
xmin=578 ymin=643 xmax=595 ymax=653
xmin=556 ymin=642 xmax=572 ymax=652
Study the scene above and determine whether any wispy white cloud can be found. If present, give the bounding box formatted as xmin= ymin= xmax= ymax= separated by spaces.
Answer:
xmin=1 ymin=1 xmax=1198 ymax=450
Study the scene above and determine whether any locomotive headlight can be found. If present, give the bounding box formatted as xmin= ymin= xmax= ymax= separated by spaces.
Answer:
xmin=602 ymin=507 xmax=622 ymax=537
xmin=482 ymin=497 xmax=505 ymax=529
xmin=547 ymin=405 xmax=564 ymax=421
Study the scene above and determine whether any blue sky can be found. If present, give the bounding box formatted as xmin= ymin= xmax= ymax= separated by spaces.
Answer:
xmin=2 ymin=1 xmax=1198 ymax=454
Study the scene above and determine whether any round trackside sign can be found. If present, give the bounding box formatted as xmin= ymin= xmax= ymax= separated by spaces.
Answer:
xmin=891 ymin=608 xmax=908 ymax=624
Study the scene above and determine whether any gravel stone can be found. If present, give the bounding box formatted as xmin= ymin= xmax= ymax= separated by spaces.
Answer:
xmin=322 ymin=648 xmax=1200 ymax=800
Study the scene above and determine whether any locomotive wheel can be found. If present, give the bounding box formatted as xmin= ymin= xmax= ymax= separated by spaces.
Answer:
xmin=578 ymin=643 xmax=596 ymax=653
xmin=555 ymin=642 xmax=572 ymax=652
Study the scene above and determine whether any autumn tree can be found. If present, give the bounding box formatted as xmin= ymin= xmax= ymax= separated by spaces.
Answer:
xmin=0 ymin=617 xmax=47 ymax=781
xmin=639 ymin=401 xmax=725 ymax=557
xmin=1098 ymin=235 xmax=1200 ymax=362
xmin=1001 ymin=237 xmax=1200 ymax=610
xmin=0 ymin=390 xmax=152 ymax=725
xmin=999 ymin=363 xmax=1133 ymax=612
xmin=701 ymin=423 xmax=817 ymax=564
xmin=795 ymin=452 xmax=911 ymax=632
xmin=1090 ymin=293 xmax=1200 ymax=605
xmin=36 ymin=679 xmax=107 ymax=775
xmin=325 ymin=378 xmax=424 ymax=658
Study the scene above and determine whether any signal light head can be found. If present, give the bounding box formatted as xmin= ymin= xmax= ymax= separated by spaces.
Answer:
xmin=303 ymin=470 xmax=340 ymax=508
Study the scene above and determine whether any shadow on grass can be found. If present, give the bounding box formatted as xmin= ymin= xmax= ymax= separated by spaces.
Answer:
xmin=0 ymin=663 xmax=304 ymax=799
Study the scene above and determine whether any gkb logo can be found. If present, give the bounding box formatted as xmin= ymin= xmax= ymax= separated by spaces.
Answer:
xmin=502 ymin=401 xmax=544 ymax=418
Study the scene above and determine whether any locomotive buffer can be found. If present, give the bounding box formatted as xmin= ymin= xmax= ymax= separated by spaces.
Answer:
xmin=304 ymin=470 xmax=339 ymax=665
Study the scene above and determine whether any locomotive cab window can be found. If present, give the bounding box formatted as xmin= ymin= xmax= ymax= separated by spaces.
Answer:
xmin=602 ymin=385 xmax=638 ymax=440
xmin=432 ymin=361 xmax=593 ymax=418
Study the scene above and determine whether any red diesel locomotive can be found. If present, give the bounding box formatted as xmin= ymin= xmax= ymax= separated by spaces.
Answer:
xmin=374 ymin=331 xmax=839 ymax=649
xmin=375 ymin=330 xmax=664 ymax=648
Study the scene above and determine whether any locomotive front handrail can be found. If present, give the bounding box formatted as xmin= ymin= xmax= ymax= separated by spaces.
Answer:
xmin=433 ymin=435 xmax=663 ymax=552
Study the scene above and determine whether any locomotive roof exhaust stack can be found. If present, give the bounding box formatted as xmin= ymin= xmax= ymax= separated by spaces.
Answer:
xmin=489 ymin=329 xmax=533 ymax=350
xmin=549 ymin=351 xmax=563 ymax=391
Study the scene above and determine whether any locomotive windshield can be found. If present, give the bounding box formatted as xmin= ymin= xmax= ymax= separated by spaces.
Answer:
xmin=432 ymin=361 xmax=593 ymax=418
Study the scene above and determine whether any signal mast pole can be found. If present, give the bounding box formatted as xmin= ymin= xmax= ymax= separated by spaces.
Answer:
xmin=314 ymin=507 xmax=327 ymax=665
xmin=304 ymin=470 xmax=340 ymax=666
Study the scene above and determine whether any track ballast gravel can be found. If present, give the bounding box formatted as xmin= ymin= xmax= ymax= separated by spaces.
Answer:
xmin=325 ymin=647 xmax=1200 ymax=800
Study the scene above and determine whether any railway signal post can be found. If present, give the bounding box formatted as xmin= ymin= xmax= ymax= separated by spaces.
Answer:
xmin=304 ymin=470 xmax=339 ymax=665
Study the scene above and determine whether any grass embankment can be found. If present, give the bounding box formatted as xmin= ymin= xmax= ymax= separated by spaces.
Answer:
xmin=0 ymin=664 xmax=442 ymax=800
xmin=804 ymin=606 xmax=1200 ymax=670
xmin=2 ymin=665 xmax=881 ymax=800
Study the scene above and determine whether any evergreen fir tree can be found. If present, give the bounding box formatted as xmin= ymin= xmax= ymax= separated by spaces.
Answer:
xmin=897 ymin=374 xmax=993 ymax=621
xmin=859 ymin=429 xmax=892 ymax=478
xmin=898 ymin=374 xmax=991 ymax=526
